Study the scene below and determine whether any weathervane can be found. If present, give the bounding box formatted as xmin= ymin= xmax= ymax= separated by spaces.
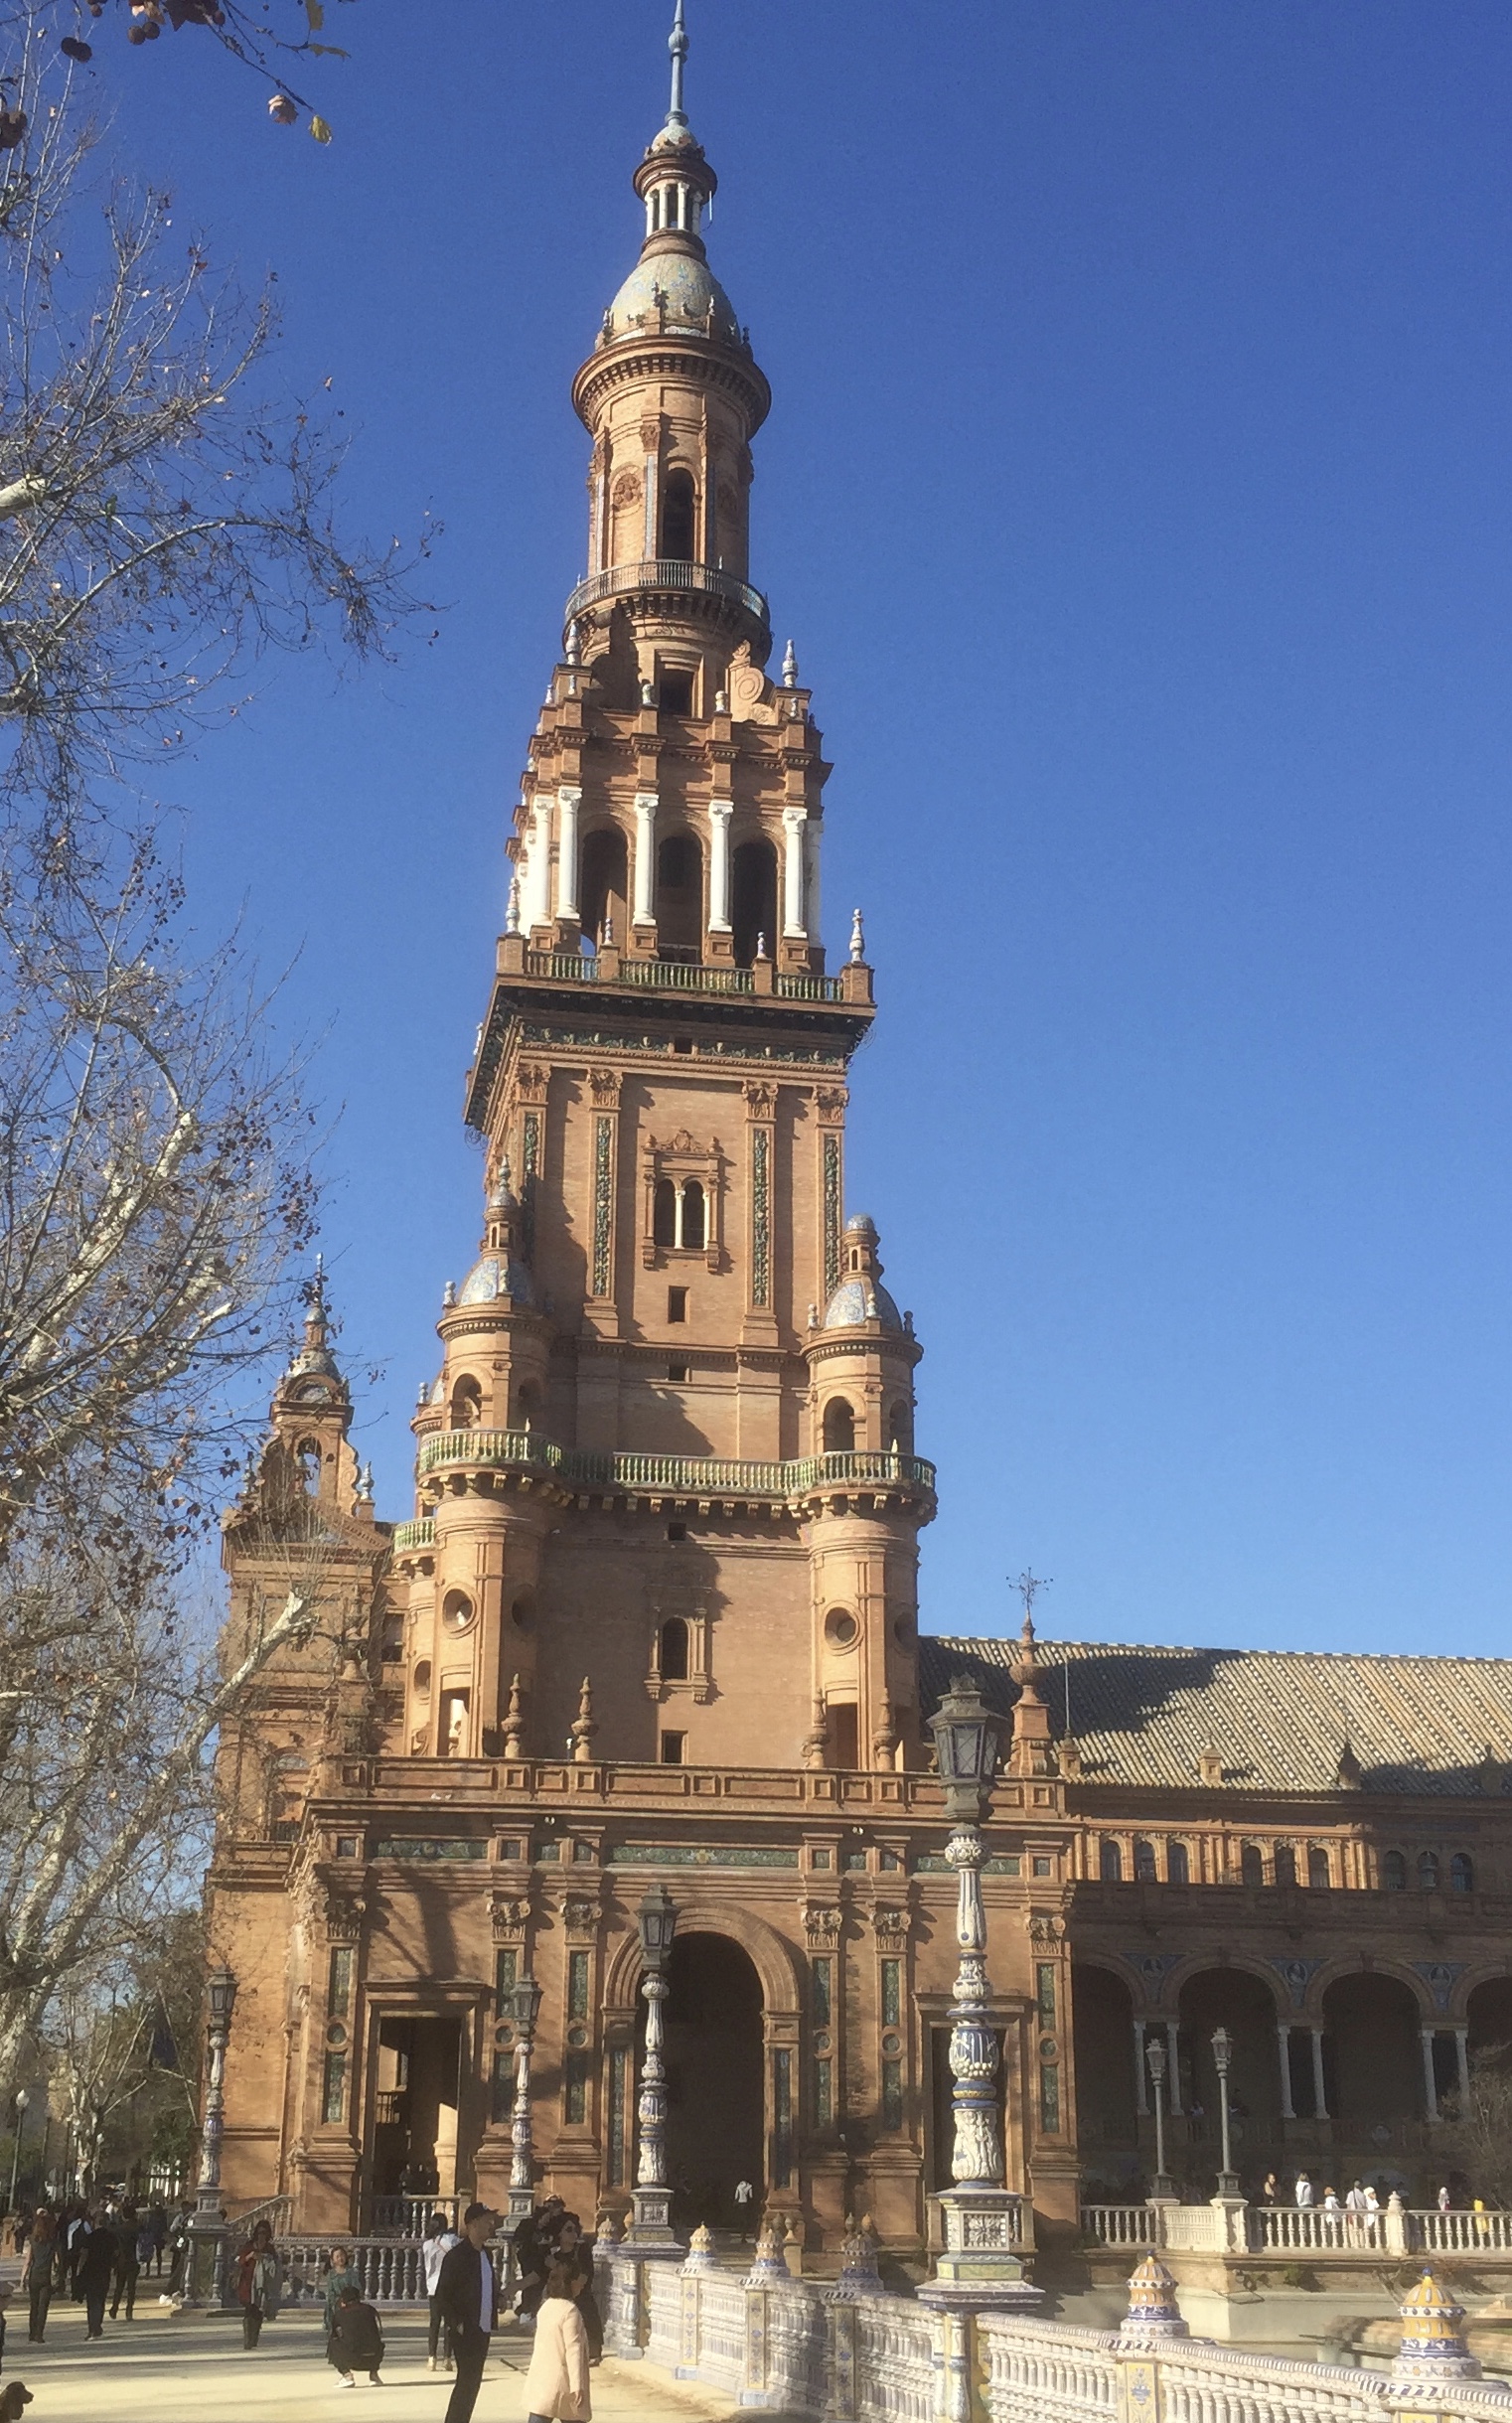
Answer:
xmin=1013 ymin=1568 xmax=1051 ymax=1635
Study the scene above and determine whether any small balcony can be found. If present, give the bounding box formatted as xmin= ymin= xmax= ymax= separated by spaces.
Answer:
xmin=413 ymin=1432 xmax=936 ymax=1511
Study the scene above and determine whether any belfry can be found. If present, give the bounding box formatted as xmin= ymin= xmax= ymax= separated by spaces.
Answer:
xmin=209 ymin=4 xmax=1512 ymax=2284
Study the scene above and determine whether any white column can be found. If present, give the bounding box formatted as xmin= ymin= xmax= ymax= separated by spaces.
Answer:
xmin=1277 ymin=2023 xmax=1295 ymax=2120
xmin=555 ymin=786 xmax=581 ymax=923
xmin=1310 ymin=2028 xmax=1328 ymax=2120
xmin=1455 ymin=2027 xmax=1470 ymax=2104
xmin=804 ymin=816 xmax=823 ymax=952
xmin=781 ymin=806 xmax=808 ymax=938
xmin=633 ymin=790 xmax=658 ymax=927
xmin=1165 ymin=2021 xmax=1182 ymax=2115
xmin=1422 ymin=2027 xmax=1440 ymax=2122
xmin=1133 ymin=2018 xmax=1148 ymax=2117
xmin=707 ymin=798 xmax=733 ymax=931
xmin=526 ymin=803 xmax=552 ymax=931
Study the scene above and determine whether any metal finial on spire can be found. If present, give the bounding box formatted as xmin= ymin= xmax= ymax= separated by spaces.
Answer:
xmin=668 ymin=0 xmax=688 ymax=126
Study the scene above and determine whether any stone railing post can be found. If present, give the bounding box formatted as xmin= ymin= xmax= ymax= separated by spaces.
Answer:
xmin=930 ymin=2302 xmax=974 ymax=2423
xmin=1385 ymin=2191 xmax=1409 ymax=2256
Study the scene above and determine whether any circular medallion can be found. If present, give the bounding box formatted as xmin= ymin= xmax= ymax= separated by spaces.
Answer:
xmin=326 ymin=2022 xmax=347 ymax=2048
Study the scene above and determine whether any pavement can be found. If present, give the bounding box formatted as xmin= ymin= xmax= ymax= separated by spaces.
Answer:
xmin=0 ymin=2303 xmax=756 ymax=2423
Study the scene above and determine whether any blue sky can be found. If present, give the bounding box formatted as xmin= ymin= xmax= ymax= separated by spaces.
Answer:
xmin=100 ymin=3 xmax=1512 ymax=1656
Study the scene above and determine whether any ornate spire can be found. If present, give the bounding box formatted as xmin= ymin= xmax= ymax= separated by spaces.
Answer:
xmin=570 ymin=1676 xmax=598 ymax=1763
xmin=666 ymin=0 xmax=689 ymax=133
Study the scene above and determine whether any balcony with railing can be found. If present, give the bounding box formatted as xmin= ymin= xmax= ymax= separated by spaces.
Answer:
xmin=563 ymin=556 xmax=768 ymax=636
xmin=414 ymin=1432 xmax=935 ymax=1505
xmin=518 ymin=949 xmax=846 ymax=1003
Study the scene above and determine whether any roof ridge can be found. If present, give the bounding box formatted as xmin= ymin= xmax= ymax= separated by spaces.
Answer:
xmin=926 ymin=1633 xmax=1512 ymax=1671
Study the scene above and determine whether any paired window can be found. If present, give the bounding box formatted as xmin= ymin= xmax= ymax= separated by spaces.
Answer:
xmin=653 ymin=1176 xmax=705 ymax=1251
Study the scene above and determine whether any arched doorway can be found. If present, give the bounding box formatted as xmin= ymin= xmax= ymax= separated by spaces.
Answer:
xmin=1177 ymin=1967 xmax=1282 ymax=2191
xmin=641 ymin=1931 xmax=764 ymax=2231
xmin=1467 ymin=1977 xmax=1512 ymax=2063
xmin=1071 ymin=1963 xmax=1139 ymax=2195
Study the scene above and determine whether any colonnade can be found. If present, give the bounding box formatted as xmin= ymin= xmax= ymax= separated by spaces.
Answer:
xmin=1128 ymin=2011 xmax=1473 ymax=2123
xmin=515 ymin=785 xmax=820 ymax=947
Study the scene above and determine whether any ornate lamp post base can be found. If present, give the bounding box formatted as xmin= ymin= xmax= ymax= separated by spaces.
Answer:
xmin=921 ymin=2187 xmax=1041 ymax=2314
xmin=628 ymin=2182 xmax=678 ymax=2246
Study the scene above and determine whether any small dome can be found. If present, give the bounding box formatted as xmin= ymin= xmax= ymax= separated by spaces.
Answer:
xmin=844 ymin=1212 xmax=879 ymax=1240
xmin=606 ymin=249 xmax=739 ymax=346
xmin=823 ymin=1276 xmax=904 ymax=1333
xmin=457 ymin=1254 xmax=535 ymax=1310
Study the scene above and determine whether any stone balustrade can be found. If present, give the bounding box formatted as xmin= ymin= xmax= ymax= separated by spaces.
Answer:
xmin=603 ymin=2233 xmax=1512 ymax=2423
xmin=1081 ymin=2197 xmax=1512 ymax=2264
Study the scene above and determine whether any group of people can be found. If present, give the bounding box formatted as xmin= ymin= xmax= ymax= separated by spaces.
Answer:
xmin=15 ymin=2195 xmax=193 ymax=2344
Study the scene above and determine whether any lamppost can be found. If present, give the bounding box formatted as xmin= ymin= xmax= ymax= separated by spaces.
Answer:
xmin=629 ymin=1883 xmax=678 ymax=2245
xmin=186 ymin=1967 xmax=236 ymax=2308
xmin=1144 ymin=2039 xmax=1174 ymax=2200
xmin=920 ymin=1673 xmax=1035 ymax=2311
xmin=1210 ymin=2025 xmax=1240 ymax=2198
xmin=507 ymin=1974 xmax=544 ymax=2227
xmin=7 ymin=2086 xmax=28 ymax=2212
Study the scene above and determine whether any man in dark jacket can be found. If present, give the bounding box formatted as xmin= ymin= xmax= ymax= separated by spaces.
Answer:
xmin=76 ymin=2210 xmax=117 ymax=2341
xmin=435 ymin=2204 xmax=498 ymax=2423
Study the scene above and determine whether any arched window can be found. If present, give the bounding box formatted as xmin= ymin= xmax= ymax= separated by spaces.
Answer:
xmin=731 ymin=837 xmax=777 ymax=969
xmin=661 ymin=467 xmax=697 ymax=561
xmin=659 ymin=1616 xmax=689 ymax=1682
xmin=1167 ymin=1840 xmax=1190 ymax=1886
xmin=1275 ymin=1843 xmax=1297 ymax=1887
xmin=1451 ymin=1852 xmax=1475 ymax=1893
xmin=296 ymin=1437 xmax=322 ymax=1492
xmin=654 ymin=1178 xmax=678 ymax=1248
xmin=1100 ymin=1839 xmax=1123 ymax=1884
xmin=450 ymin=1377 xmax=482 ymax=1430
xmin=1307 ymin=1846 xmax=1331 ymax=1889
xmin=412 ymin=1660 xmax=432 ymax=1699
xmin=823 ymin=1398 xmax=855 ymax=1453
xmin=657 ymin=830 xmax=702 ymax=957
xmin=513 ymin=1379 xmax=540 ymax=1433
xmin=681 ymin=1179 xmax=705 ymax=1251
xmin=888 ymin=1400 xmax=913 ymax=1453
xmin=1240 ymin=1842 xmax=1265 ymax=1887
xmin=1134 ymin=1839 xmax=1156 ymax=1883
xmin=1382 ymin=1850 xmax=1407 ymax=1891
xmin=1419 ymin=1851 xmax=1440 ymax=1891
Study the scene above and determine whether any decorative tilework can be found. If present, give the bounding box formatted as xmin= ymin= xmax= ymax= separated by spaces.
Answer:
xmin=373 ymin=1837 xmax=486 ymax=1861
xmin=751 ymin=1126 xmax=771 ymax=1307
xmin=522 ymin=1109 xmax=540 ymax=1254
xmin=592 ymin=1113 xmax=613 ymax=1297
xmin=823 ymin=1132 xmax=840 ymax=1300
xmin=605 ymin=1843 xmax=800 ymax=1869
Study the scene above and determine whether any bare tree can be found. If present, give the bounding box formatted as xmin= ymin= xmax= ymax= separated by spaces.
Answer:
xmin=0 ymin=33 xmax=429 ymax=827
xmin=7 ymin=2 xmax=357 ymax=140
xmin=1440 ymin=2047 xmax=1512 ymax=2204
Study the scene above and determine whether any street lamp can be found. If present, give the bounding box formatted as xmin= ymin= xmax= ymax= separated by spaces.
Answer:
xmin=507 ymin=1974 xmax=544 ymax=2226
xmin=920 ymin=1674 xmax=1033 ymax=2310
xmin=1210 ymin=2025 xmax=1240 ymax=2197
xmin=1144 ymin=2038 xmax=1174 ymax=2200
xmin=629 ymin=1884 xmax=678 ymax=2244
xmin=186 ymin=1966 xmax=237 ymax=2307
xmin=7 ymin=2086 xmax=29 ymax=2213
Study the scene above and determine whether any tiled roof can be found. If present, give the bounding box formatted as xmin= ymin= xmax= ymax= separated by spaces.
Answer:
xmin=921 ymin=1635 xmax=1512 ymax=1798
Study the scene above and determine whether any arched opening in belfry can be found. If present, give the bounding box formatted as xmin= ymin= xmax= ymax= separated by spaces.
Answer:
xmin=637 ymin=1932 xmax=764 ymax=2231
xmin=580 ymin=824 xmax=628 ymax=951
xmin=449 ymin=1377 xmax=482 ymax=1431
xmin=823 ymin=1398 xmax=855 ymax=1454
xmin=887 ymin=1400 xmax=913 ymax=1453
xmin=731 ymin=838 xmax=777 ymax=970
xmin=1322 ymin=1971 xmax=1423 ymax=2139
xmin=657 ymin=831 xmax=702 ymax=960
xmin=1070 ymin=1962 xmax=1138 ymax=2191
xmin=296 ymin=1437 xmax=322 ymax=1492
xmin=661 ymin=467 xmax=697 ymax=562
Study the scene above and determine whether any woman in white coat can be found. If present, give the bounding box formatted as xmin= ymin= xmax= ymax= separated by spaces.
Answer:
xmin=523 ymin=2259 xmax=592 ymax=2423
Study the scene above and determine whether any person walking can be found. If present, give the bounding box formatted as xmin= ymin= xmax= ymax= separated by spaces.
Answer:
xmin=109 ymin=2203 xmax=141 ymax=2321
xmin=321 ymin=2247 xmax=353 ymax=2339
xmin=422 ymin=2208 xmax=461 ymax=2372
xmin=551 ymin=2217 xmax=602 ymax=2363
xmin=164 ymin=2199 xmax=194 ymax=2302
xmin=436 ymin=2202 xmax=499 ymax=2423
xmin=1294 ymin=2172 xmax=1314 ymax=2209
xmin=522 ymin=2258 xmax=592 ymax=2423
xmin=20 ymin=2210 xmax=57 ymax=2346
xmin=327 ymin=2281 xmax=385 ymax=2389
xmin=76 ymin=2208 xmax=117 ymax=2341
xmin=1438 ymin=2183 xmax=1453 ymax=2213
xmin=233 ymin=2218 xmax=280 ymax=2349
xmin=147 ymin=2200 xmax=168 ymax=2279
